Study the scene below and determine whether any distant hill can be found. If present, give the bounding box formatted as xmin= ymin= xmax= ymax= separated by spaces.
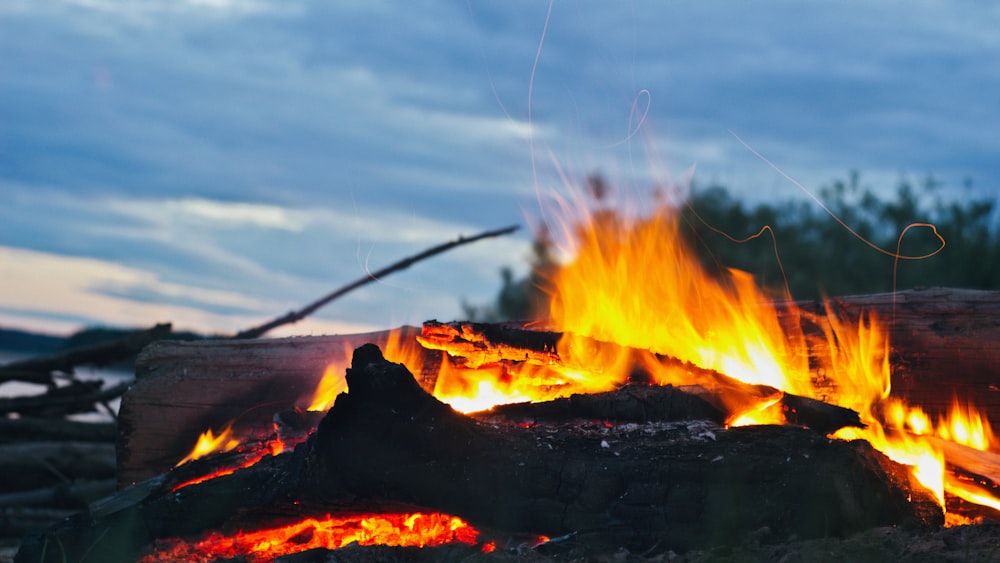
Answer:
xmin=0 ymin=328 xmax=66 ymax=355
xmin=0 ymin=325 xmax=209 ymax=359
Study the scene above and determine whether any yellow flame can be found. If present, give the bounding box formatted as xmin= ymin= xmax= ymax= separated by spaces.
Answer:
xmin=175 ymin=423 xmax=241 ymax=467
xmin=538 ymin=191 xmax=997 ymax=514
xmin=939 ymin=400 xmax=996 ymax=451
xmin=308 ymin=363 xmax=348 ymax=412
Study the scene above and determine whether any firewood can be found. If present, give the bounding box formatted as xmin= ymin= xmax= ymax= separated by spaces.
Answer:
xmin=0 ymin=479 xmax=115 ymax=508
xmin=0 ymin=380 xmax=128 ymax=418
xmin=0 ymin=442 xmax=116 ymax=493
xmin=0 ymin=323 xmax=171 ymax=384
xmin=0 ymin=507 xmax=77 ymax=539
xmin=18 ymin=344 xmax=942 ymax=563
xmin=118 ymin=287 xmax=1000 ymax=487
xmin=0 ymin=417 xmax=116 ymax=443
xmin=420 ymin=320 xmax=864 ymax=434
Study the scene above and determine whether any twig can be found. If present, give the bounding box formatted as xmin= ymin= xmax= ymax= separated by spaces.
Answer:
xmin=234 ymin=225 xmax=520 ymax=339
xmin=0 ymin=381 xmax=130 ymax=417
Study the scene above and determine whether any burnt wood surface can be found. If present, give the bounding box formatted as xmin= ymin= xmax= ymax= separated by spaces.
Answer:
xmin=20 ymin=344 xmax=942 ymax=563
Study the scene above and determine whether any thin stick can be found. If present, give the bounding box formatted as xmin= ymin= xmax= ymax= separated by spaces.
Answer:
xmin=233 ymin=225 xmax=521 ymax=340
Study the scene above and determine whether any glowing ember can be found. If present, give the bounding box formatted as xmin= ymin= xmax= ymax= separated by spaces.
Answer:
xmin=170 ymin=436 xmax=286 ymax=491
xmin=138 ymin=512 xmax=484 ymax=563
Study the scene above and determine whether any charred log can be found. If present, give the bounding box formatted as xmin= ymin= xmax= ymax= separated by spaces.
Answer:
xmin=420 ymin=320 xmax=864 ymax=435
xmin=19 ymin=344 xmax=941 ymax=562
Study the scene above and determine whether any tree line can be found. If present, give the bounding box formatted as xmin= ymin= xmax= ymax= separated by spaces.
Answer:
xmin=466 ymin=172 xmax=1000 ymax=320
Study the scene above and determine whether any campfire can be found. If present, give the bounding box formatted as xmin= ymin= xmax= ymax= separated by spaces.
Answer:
xmin=17 ymin=194 xmax=1000 ymax=561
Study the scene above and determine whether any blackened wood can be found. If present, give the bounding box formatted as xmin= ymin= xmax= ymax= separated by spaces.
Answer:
xmin=295 ymin=344 xmax=940 ymax=552
xmin=476 ymin=383 xmax=726 ymax=425
xmin=17 ymin=344 xmax=942 ymax=563
xmin=119 ymin=288 xmax=1000 ymax=486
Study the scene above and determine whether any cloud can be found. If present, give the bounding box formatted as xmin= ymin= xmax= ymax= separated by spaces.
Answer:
xmin=1 ymin=1 xmax=998 ymax=337
xmin=0 ymin=183 xmax=531 ymax=334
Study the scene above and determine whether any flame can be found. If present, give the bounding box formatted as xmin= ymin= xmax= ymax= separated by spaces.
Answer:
xmin=138 ymin=512 xmax=486 ymax=563
xmin=172 ymin=189 xmax=1000 ymax=541
xmin=938 ymin=399 xmax=996 ymax=451
xmin=539 ymin=191 xmax=1000 ymax=516
xmin=174 ymin=423 xmax=241 ymax=467
xmin=308 ymin=363 xmax=347 ymax=412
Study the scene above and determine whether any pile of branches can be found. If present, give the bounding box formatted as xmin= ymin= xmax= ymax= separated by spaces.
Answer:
xmin=0 ymin=323 xmax=170 ymax=540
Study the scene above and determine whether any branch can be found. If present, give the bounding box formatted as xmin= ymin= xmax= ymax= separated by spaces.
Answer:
xmin=0 ymin=323 xmax=172 ymax=384
xmin=233 ymin=225 xmax=520 ymax=340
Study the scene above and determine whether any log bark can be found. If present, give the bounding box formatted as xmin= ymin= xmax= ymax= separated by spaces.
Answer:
xmin=19 ymin=344 xmax=942 ymax=563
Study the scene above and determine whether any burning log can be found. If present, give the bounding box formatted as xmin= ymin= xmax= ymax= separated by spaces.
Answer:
xmin=18 ymin=344 xmax=941 ymax=562
xmin=420 ymin=319 xmax=865 ymax=435
xmin=117 ymin=287 xmax=1000 ymax=487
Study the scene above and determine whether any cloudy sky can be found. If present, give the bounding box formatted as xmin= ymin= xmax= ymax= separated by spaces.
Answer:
xmin=1 ymin=1 xmax=998 ymax=337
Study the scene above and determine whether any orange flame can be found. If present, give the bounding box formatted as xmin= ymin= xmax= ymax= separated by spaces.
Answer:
xmin=138 ymin=512 xmax=486 ymax=562
xmin=173 ymin=189 xmax=1000 ymax=537
xmin=538 ymin=191 xmax=999 ymax=516
xmin=174 ymin=423 xmax=241 ymax=467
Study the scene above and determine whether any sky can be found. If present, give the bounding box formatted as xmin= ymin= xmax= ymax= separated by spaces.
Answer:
xmin=1 ymin=0 xmax=998 ymax=338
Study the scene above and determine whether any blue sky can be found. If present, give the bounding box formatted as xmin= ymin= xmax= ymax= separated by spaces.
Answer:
xmin=1 ymin=1 xmax=998 ymax=336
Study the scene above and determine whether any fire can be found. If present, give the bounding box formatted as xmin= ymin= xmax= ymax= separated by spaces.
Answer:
xmin=171 ymin=187 xmax=1000 ymax=553
xmin=536 ymin=189 xmax=999 ymax=516
xmin=938 ymin=399 xmax=996 ymax=451
xmin=174 ymin=423 xmax=240 ymax=467
xmin=139 ymin=512 xmax=485 ymax=563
